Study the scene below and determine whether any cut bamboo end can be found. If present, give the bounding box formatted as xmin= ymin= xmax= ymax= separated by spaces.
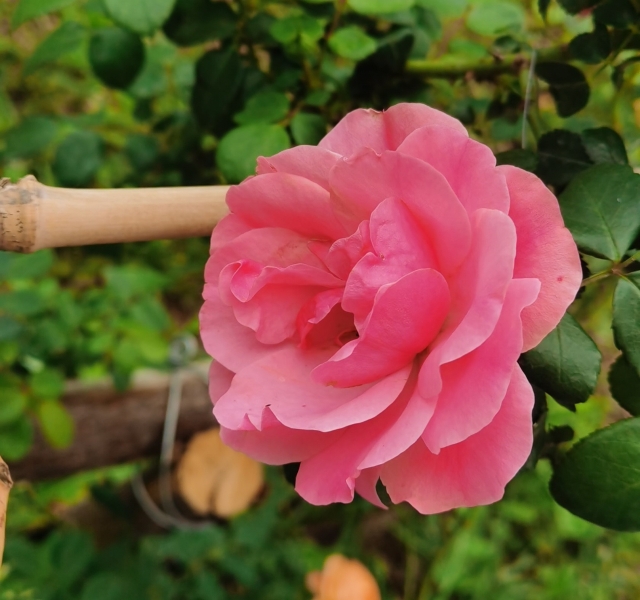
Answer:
xmin=0 ymin=457 xmax=12 ymax=569
xmin=0 ymin=176 xmax=230 ymax=253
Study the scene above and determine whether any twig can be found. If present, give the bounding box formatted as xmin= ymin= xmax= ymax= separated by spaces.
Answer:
xmin=405 ymin=46 xmax=565 ymax=79
xmin=0 ymin=457 xmax=13 ymax=569
xmin=581 ymin=249 xmax=640 ymax=287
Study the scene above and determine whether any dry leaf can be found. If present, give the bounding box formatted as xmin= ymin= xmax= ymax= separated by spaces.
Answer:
xmin=176 ymin=428 xmax=263 ymax=518
xmin=306 ymin=554 xmax=382 ymax=600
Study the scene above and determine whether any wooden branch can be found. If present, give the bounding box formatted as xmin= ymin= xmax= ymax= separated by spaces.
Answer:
xmin=10 ymin=365 xmax=216 ymax=481
xmin=0 ymin=457 xmax=12 ymax=568
xmin=0 ymin=177 xmax=230 ymax=253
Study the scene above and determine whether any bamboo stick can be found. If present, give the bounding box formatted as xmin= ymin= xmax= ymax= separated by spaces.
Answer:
xmin=0 ymin=457 xmax=12 ymax=568
xmin=0 ymin=176 xmax=230 ymax=253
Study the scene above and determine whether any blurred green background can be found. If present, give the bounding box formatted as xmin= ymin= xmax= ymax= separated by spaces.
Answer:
xmin=0 ymin=0 xmax=639 ymax=598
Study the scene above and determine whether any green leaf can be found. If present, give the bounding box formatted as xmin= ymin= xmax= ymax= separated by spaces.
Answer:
xmin=593 ymin=0 xmax=638 ymax=27
xmin=608 ymin=355 xmax=640 ymax=416
xmin=52 ymin=131 xmax=104 ymax=188
xmin=466 ymin=1 xmax=526 ymax=36
xmin=539 ymin=0 xmax=552 ymax=19
xmin=329 ymin=26 xmax=378 ymax=61
xmin=0 ymin=250 xmax=54 ymax=280
xmin=127 ymin=50 xmax=168 ymax=99
xmin=536 ymin=129 xmax=592 ymax=187
xmin=125 ymin=134 xmax=159 ymax=170
xmin=89 ymin=28 xmax=145 ymax=90
xmin=234 ymin=91 xmax=290 ymax=126
xmin=191 ymin=48 xmax=244 ymax=136
xmin=0 ymin=415 xmax=33 ymax=460
xmin=569 ymin=25 xmax=611 ymax=64
xmin=30 ymin=368 xmax=65 ymax=399
xmin=163 ymin=0 xmax=237 ymax=46
xmin=613 ymin=273 xmax=640 ymax=375
xmin=104 ymin=0 xmax=176 ymax=35
xmin=356 ymin=28 xmax=414 ymax=74
xmin=36 ymin=399 xmax=75 ymax=449
xmin=348 ymin=0 xmax=415 ymax=14
xmin=536 ymin=62 xmax=590 ymax=117
xmin=559 ymin=164 xmax=640 ymax=260
xmin=24 ymin=21 xmax=86 ymax=75
xmin=270 ymin=15 xmax=325 ymax=46
xmin=12 ymin=0 xmax=78 ymax=29
xmin=0 ymin=290 xmax=46 ymax=316
xmin=0 ymin=317 xmax=24 ymax=342
xmin=495 ymin=148 xmax=538 ymax=172
xmin=291 ymin=112 xmax=327 ymax=145
xmin=105 ymin=265 xmax=167 ymax=300
xmin=0 ymin=390 xmax=27 ymax=426
xmin=3 ymin=116 xmax=58 ymax=160
xmin=550 ymin=417 xmax=640 ymax=531
xmin=520 ymin=313 xmax=601 ymax=411
xmin=580 ymin=127 xmax=628 ymax=165
xmin=217 ymin=124 xmax=291 ymax=184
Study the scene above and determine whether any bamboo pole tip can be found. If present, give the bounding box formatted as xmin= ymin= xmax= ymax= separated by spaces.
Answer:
xmin=0 ymin=175 xmax=42 ymax=253
xmin=0 ymin=459 xmax=12 ymax=488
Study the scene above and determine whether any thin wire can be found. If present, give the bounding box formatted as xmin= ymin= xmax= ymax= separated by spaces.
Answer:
xmin=132 ymin=335 xmax=212 ymax=530
xmin=522 ymin=49 xmax=538 ymax=149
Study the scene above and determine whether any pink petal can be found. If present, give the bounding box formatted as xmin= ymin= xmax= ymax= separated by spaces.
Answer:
xmin=226 ymin=173 xmax=347 ymax=240
xmin=256 ymin=146 xmax=341 ymax=191
xmin=206 ymin=226 xmax=327 ymax=285
xmin=319 ymin=103 xmax=467 ymax=157
xmin=313 ymin=269 xmax=450 ymax=388
xmin=500 ymin=166 xmax=582 ymax=350
xmin=214 ymin=346 xmax=412 ymax=432
xmin=295 ymin=368 xmax=436 ymax=505
xmin=209 ymin=213 xmax=252 ymax=253
xmin=221 ymin=424 xmax=340 ymax=465
xmin=397 ymin=125 xmax=510 ymax=214
xmin=329 ymin=149 xmax=471 ymax=274
xmin=218 ymin=261 xmax=342 ymax=344
xmin=208 ymin=360 xmax=235 ymax=404
xmin=381 ymin=365 xmax=534 ymax=514
xmin=342 ymin=198 xmax=438 ymax=326
xmin=322 ymin=221 xmax=373 ymax=280
xmin=418 ymin=209 xmax=518 ymax=399
xmin=422 ymin=277 xmax=540 ymax=453
xmin=297 ymin=288 xmax=354 ymax=348
xmin=355 ymin=467 xmax=386 ymax=509
xmin=199 ymin=292 xmax=286 ymax=371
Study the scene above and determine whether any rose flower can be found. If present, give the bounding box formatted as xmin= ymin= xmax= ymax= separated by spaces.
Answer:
xmin=200 ymin=103 xmax=581 ymax=513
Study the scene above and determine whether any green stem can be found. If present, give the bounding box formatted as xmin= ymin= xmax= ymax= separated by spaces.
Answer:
xmin=405 ymin=46 xmax=566 ymax=79
xmin=581 ymin=249 xmax=640 ymax=287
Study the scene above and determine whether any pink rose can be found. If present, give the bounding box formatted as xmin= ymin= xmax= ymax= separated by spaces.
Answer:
xmin=200 ymin=103 xmax=581 ymax=513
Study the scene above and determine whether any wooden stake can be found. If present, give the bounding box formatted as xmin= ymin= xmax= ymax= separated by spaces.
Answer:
xmin=0 ymin=176 xmax=230 ymax=253
xmin=0 ymin=457 xmax=12 ymax=569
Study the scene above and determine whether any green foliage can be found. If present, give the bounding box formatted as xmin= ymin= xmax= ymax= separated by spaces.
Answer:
xmin=535 ymin=62 xmax=590 ymax=117
xmin=613 ymin=273 xmax=640 ymax=373
xmin=89 ymin=27 xmax=145 ymax=89
xmin=550 ymin=417 xmax=640 ymax=531
xmin=217 ymin=124 xmax=290 ymax=183
xmin=104 ymin=0 xmax=177 ymax=36
xmin=520 ymin=314 xmax=601 ymax=411
xmin=608 ymin=355 xmax=640 ymax=416
xmin=559 ymin=165 xmax=640 ymax=261
xmin=52 ymin=131 xmax=104 ymax=187
xmin=24 ymin=21 xmax=87 ymax=75
xmin=11 ymin=0 xmax=78 ymax=29
xmin=1 ymin=0 xmax=640 ymax=559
